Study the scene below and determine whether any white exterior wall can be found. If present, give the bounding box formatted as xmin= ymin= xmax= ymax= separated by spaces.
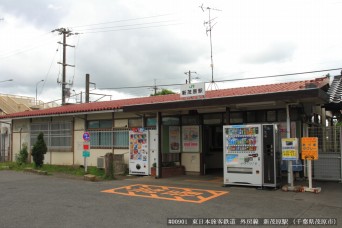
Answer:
xmin=87 ymin=113 xmax=112 ymax=120
xmin=12 ymin=119 xmax=30 ymax=162
xmin=181 ymin=153 xmax=200 ymax=173
xmin=44 ymin=152 xmax=73 ymax=165
xmin=10 ymin=112 xmax=133 ymax=166
xmin=115 ymin=119 xmax=128 ymax=128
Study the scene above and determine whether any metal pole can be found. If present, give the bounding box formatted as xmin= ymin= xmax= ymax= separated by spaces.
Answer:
xmin=62 ymin=29 xmax=67 ymax=105
xmin=208 ymin=9 xmax=214 ymax=83
xmin=308 ymin=160 xmax=312 ymax=188
xmin=286 ymin=104 xmax=294 ymax=188
xmin=86 ymin=74 xmax=90 ymax=103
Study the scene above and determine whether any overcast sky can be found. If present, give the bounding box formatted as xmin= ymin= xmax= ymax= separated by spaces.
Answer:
xmin=1 ymin=0 xmax=342 ymax=104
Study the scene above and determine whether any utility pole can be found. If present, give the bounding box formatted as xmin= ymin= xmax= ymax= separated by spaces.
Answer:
xmin=184 ymin=70 xmax=197 ymax=84
xmin=85 ymin=74 xmax=97 ymax=103
xmin=86 ymin=74 xmax=90 ymax=103
xmin=52 ymin=28 xmax=77 ymax=105
xmin=153 ymin=79 xmax=158 ymax=95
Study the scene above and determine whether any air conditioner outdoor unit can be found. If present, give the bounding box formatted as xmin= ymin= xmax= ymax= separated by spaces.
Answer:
xmin=97 ymin=156 xmax=105 ymax=169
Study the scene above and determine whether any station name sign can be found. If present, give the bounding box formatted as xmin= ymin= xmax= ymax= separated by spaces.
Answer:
xmin=180 ymin=82 xmax=205 ymax=98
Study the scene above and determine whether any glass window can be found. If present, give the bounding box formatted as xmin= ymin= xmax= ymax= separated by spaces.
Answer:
xmin=100 ymin=120 xmax=113 ymax=128
xmin=256 ymin=111 xmax=266 ymax=122
xmin=230 ymin=112 xmax=243 ymax=124
xmin=30 ymin=121 xmax=72 ymax=151
xmin=88 ymin=120 xmax=99 ymax=129
xmin=114 ymin=129 xmax=129 ymax=148
xmin=182 ymin=116 xmax=199 ymax=125
xmin=278 ymin=109 xmax=287 ymax=121
xmin=246 ymin=112 xmax=256 ymax=123
xmin=88 ymin=120 xmax=112 ymax=129
xmin=203 ymin=113 xmax=222 ymax=125
xmin=146 ymin=117 xmax=156 ymax=127
xmin=128 ymin=118 xmax=142 ymax=128
xmin=267 ymin=111 xmax=276 ymax=122
xmin=88 ymin=129 xmax=129 ymax=148
xmin=90 ymin=131 xmax=112 ymax=148
xmin=162 ymin=117 xmax=180 ymax=125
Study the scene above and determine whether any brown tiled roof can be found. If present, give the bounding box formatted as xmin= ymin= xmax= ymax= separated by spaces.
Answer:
xmin=0 ymin=76 xmax=329 ymax=119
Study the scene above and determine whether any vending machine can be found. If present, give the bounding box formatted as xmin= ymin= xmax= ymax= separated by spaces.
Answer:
xmin=129 ymin=128 xmax=149 ymax=175
xmin=223 ymin=124 xmax=281 ymax=188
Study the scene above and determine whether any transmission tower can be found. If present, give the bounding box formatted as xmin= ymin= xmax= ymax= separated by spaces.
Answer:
xmin=200 ymin=4 xmax=221 ymax=90
xmin=52 ymin=28 xmax=78 ymax=105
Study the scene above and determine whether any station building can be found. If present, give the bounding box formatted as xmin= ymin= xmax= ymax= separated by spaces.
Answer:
xmin=1 ymin=75 xmax=341 ymax=179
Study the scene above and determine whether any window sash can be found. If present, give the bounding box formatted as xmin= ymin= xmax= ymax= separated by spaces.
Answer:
xmin=88 ymin=129 xmax=130 ymax=148
xmin=30 ymin=121 xmax=73 ymax=151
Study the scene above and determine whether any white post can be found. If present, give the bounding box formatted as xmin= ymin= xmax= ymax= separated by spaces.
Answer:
xmin=303 ymin=124 xmax=308 ymax=178
xmin=84 ymin=157 xmax=87 ymax=173
xmin=286 ymin=104 xmax=294 ymax=188
xmin=308 ymin=160 xmax=312 ymax=189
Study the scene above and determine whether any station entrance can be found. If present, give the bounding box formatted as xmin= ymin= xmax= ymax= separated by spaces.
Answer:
xmin=202 ymin=125 xmax=223 ymax=176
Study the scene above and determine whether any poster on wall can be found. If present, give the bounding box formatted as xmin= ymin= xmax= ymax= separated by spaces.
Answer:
xmin=129 ymin=128 xmax=149 ymax=175
xmin=169 ymin=126 xmax=180 ymax=153
xmin=182 ymin=125 xmax=199 ymax=152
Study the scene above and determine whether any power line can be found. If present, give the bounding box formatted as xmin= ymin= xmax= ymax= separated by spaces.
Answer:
xmin=69 ymin=13 xmax=174 ymax=28
xmin=215 ymin=68 xmax=342 ymax=83
xmin=38 ymin=66 xmax=341 ymax=105
xmin=74 ymin=20 xmax=177 ymax=33
xmin=0 ymin=32 xmax=56 ymax=59
xmin=75 ymin=22 xmax=182 ymax=34
xmin=99 ymin=67 xmax=342 ymax=90
xmin=39 ymin=43 xmax=60 ymax=97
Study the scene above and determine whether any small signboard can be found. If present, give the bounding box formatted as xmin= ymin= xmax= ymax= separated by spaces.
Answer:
xmin=301 ymin=137 xmax=318 ymax=160
xmin=83 ymin=142 xmax=90 ymax=150
xmin=83 ymin=151 xmax=90 ymax=157
xmin=180 ymin=82 xmax=205 ymax=98
xmin=281 ymin=138 xmax=298 ymax=160
xmin=83 ymin=132 xmax=90 ymax=142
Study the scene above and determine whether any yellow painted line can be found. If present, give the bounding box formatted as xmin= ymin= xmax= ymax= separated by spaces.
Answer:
xmin=102 ymin=184 xmax=228 ymax=204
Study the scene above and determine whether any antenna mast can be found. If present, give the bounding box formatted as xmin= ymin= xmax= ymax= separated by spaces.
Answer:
xmin=200 ymin=4 xmax=221 ymax=90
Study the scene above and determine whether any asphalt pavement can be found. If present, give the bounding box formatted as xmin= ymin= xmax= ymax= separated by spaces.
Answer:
xmin=0 ymin=170 xmax=341 ymax=228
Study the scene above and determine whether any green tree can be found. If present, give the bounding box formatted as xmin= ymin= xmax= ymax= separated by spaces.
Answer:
xmin=150 ymin=89 xmax=175 ymax=96
xmin=16 ymin=143 xmax=28 ymax=166
xmin=31 ymin=132 xmax=47 ymax=168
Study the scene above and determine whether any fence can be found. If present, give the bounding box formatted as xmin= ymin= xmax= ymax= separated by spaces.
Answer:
xmin=308 ymin=126 xmax=342 ymax=181
xmin=0 ymin=133 xmax=11 ymax=162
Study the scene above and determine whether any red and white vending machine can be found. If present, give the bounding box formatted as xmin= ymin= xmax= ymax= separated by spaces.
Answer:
xmin=223 ymin=124 xmax=281 ymax=188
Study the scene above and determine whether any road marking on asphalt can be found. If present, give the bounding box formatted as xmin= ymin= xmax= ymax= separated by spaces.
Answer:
xmin=102 ymin=184 xmax=228 ymax=204
xmin=185 ymin=177 xmax=223 ymax=184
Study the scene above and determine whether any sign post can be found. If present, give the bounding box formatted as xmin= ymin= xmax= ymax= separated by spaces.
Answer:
xmin=82 ymin=132 xmax=91 ymax=173
xmin=301 ymin=137 xmax=321 ymax=193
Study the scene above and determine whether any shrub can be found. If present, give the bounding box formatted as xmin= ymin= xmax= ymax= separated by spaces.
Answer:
xmin=15 ymin=143 xmax=28 ymax=166
xmin=31 ymin=132 xmax=47 ymax=168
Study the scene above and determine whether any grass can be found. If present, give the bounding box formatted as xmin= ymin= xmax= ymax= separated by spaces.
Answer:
xmin=0 ymin=162 xmax=106 ymax=179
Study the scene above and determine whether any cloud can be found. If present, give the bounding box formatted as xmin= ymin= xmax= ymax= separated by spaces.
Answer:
xmin=241 ymin=42 xmax=297 ymax=64
xmin=0 ymin=0 xmax=67 ymax=28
